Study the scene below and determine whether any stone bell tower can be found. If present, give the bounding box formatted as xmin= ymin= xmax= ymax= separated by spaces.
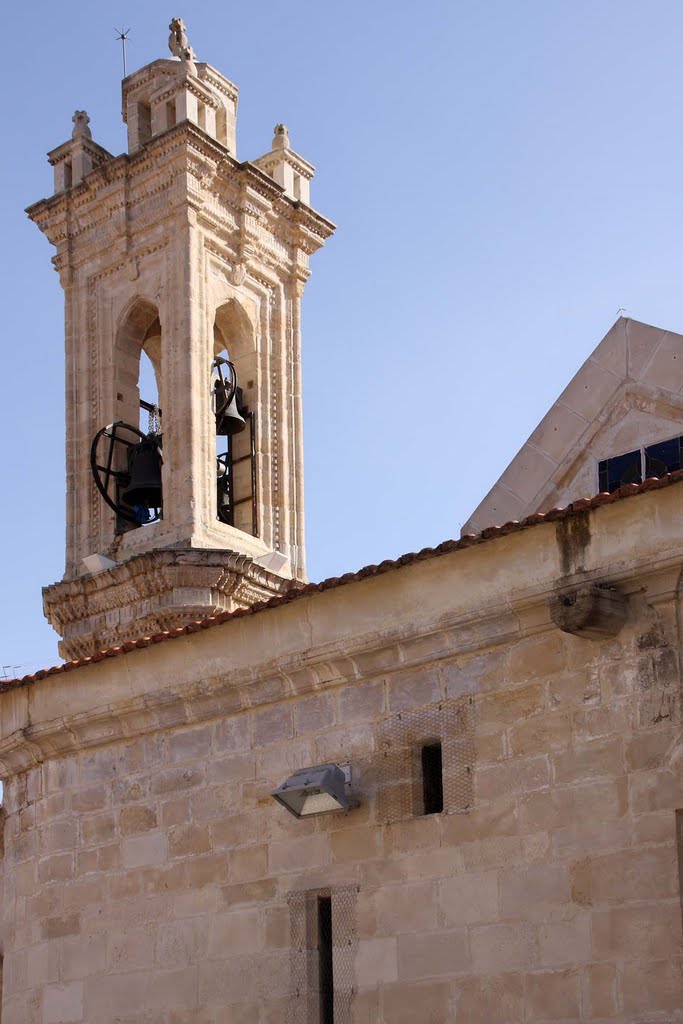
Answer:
xmin=27 ymin=19 xmax=334 ymax=659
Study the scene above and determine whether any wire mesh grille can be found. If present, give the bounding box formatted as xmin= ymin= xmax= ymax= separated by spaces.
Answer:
xmin=375 ymin=696 xmax=476 ymax=824
xmin=287 ymin=885 xmax=359 ymax=1024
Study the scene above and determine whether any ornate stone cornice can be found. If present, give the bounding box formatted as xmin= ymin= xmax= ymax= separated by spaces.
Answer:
xmin=43 ymin=548 xmax=296 ymax=661
xmin=28 ymin=123 xmax=334 ymax=271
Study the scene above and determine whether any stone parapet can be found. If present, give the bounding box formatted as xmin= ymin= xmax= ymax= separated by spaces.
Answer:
xmin=42 ymin=548 xmax=296 ymax=660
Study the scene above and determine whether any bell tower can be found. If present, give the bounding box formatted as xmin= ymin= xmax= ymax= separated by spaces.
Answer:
xmin=27 ymin=19 xmax=334 ymax=659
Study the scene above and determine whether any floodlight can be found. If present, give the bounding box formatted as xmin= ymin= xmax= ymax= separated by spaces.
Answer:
xmin=271 ymin=763 xmax=359 ymax=818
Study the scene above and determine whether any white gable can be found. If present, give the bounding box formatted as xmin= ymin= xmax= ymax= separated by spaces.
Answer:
xmin=462 ymin=317 xmax=683 ymax=535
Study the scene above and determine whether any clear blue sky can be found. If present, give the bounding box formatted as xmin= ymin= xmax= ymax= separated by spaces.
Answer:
xmin=2 ymin=1 xmax=683 ymax=674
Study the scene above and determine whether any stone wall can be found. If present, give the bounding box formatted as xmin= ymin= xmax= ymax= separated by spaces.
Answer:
xmin=0 ymin=484 xmax=682 ymax=1022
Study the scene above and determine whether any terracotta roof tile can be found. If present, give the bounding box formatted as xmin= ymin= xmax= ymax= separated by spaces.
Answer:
xmin=2 ymin=469 xmax=682 ymax=692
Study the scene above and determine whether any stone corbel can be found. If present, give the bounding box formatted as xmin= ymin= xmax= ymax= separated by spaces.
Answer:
xmin=548 ymin=583 xmax=627 ymax=640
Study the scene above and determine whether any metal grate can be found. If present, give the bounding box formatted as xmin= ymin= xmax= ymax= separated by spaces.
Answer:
xmin=287 ymin=885 xmax=359 ymax=1024
xmin=375 ymin=696 xmax=476 ymax=824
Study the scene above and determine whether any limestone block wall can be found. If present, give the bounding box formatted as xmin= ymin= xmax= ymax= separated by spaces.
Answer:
xmin=1 ymin=483 xmax=682 ymax=1022
xmin=0 ymin=609 xmax=681 ymax=1022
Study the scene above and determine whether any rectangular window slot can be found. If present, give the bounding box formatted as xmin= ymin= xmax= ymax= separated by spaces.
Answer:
xmin=318 ymin=895 xmax=334 ymax=1024
xmin=421 ymin=741 xmax=444 ymax=815
xmin=288 ymin=885 xmax=358 ymax=1023
xmin=598 ymin=434 xmax=683 ymax=493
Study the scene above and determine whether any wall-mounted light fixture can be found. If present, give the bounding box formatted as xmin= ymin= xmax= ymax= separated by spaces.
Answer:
xmin=272 ymin=763 xmax=359 ymax=819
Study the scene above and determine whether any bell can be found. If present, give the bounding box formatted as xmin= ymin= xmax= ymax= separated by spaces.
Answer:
xmin=121 ymin=436 xmax=163 ymax=508
xmin=215 ymin=381 xmax=246 ymax=436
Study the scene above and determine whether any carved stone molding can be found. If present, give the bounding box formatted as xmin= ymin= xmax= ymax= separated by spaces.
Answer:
xmin=43 ymin=548 xmax=296 ymax=660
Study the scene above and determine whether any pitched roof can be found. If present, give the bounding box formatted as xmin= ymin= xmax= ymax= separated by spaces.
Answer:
xmin=463 ymin=317 xmax=683 ymax=535
xmin=2 ymin=468 xmax=682 ymax=693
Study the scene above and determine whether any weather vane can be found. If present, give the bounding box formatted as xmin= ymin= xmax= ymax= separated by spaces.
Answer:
xmin=115 ymin=27 xmax=131 ymax=77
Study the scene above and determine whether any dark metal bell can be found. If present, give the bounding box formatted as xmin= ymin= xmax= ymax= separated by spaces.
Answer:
xmin=121 ymin=436 xmax=163 ymax=507
xmin=215 ymin=382 xmax=246 ymax=436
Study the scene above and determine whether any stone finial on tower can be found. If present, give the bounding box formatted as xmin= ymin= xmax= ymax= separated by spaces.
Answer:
xmin=168 ymin=17 xmax=197 ymax=73
xmin=272 ymin=123 xmax=290 ymax=150
xmin=71 ymin=110 xmax=92 ymax=140
xmin=253 ymin=124 xmax=315 ymax=204
xmin=48 ymin=111 xmax=112 ymax=194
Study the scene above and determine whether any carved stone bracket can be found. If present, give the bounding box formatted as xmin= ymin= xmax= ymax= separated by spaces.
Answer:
xmin=548 ymin=584 xmax=628 ymax=640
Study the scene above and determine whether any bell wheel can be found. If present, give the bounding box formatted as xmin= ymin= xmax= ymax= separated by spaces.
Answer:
xmin=90 ymin=421 xmax=162 ymax=525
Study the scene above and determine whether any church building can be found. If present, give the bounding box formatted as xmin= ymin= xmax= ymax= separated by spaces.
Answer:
xmin=0 ymin=19 xmax=681 ymax=1023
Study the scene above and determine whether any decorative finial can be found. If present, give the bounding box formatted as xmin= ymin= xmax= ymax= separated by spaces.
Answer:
xmin=169 ymin=17 xmax=196 ymax=62
xmin=272 ymin=123 xmax=290 ymax=151
xmin=72 ymin=111 xmax=92 ymax=140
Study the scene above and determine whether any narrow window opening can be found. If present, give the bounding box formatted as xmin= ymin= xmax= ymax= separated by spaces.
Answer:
xmin=293 ymin=174 xmax=302 ymax=201
xmin=63 ymin=160 xmax=72 ymax=190
xmin=137 ymin=101 xmax=152 ymax=145
xmin=421 ymin=741 xmax=444 ymax=815
xmin=197 ymin=102 xmax=206 ymax=131
xmin=318 ymin=895 xmax=334 ymax=1024
xmin=165 ymin=100 xmax=176 ymax=130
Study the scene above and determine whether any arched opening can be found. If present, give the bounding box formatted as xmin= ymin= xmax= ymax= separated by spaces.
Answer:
xmin=114 ymin=298 xmax=161 ymax=428
xmin=213 ymin=300 xmax=257 ymax=536
xmin=97 ymin=297 xmax=164 ymax=531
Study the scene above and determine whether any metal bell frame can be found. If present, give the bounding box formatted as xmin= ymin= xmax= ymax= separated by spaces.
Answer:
xmin=90 ymin=421 xmax=163 ymax=526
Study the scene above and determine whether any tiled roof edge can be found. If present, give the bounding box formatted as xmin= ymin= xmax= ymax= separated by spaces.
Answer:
xmin=3 ymin=469 xmax=682 ymax=691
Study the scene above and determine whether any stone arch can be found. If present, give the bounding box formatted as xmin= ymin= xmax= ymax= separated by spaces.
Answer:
xmin=212 ymin=298 xmax=258 ymax=536
xmin=213 ymin=297 xmax=255 ymax=365
xmin=213 ymin=296 xmax=258 ymax=422
xmin=114 ymin=296 xmax=162 ymax=431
